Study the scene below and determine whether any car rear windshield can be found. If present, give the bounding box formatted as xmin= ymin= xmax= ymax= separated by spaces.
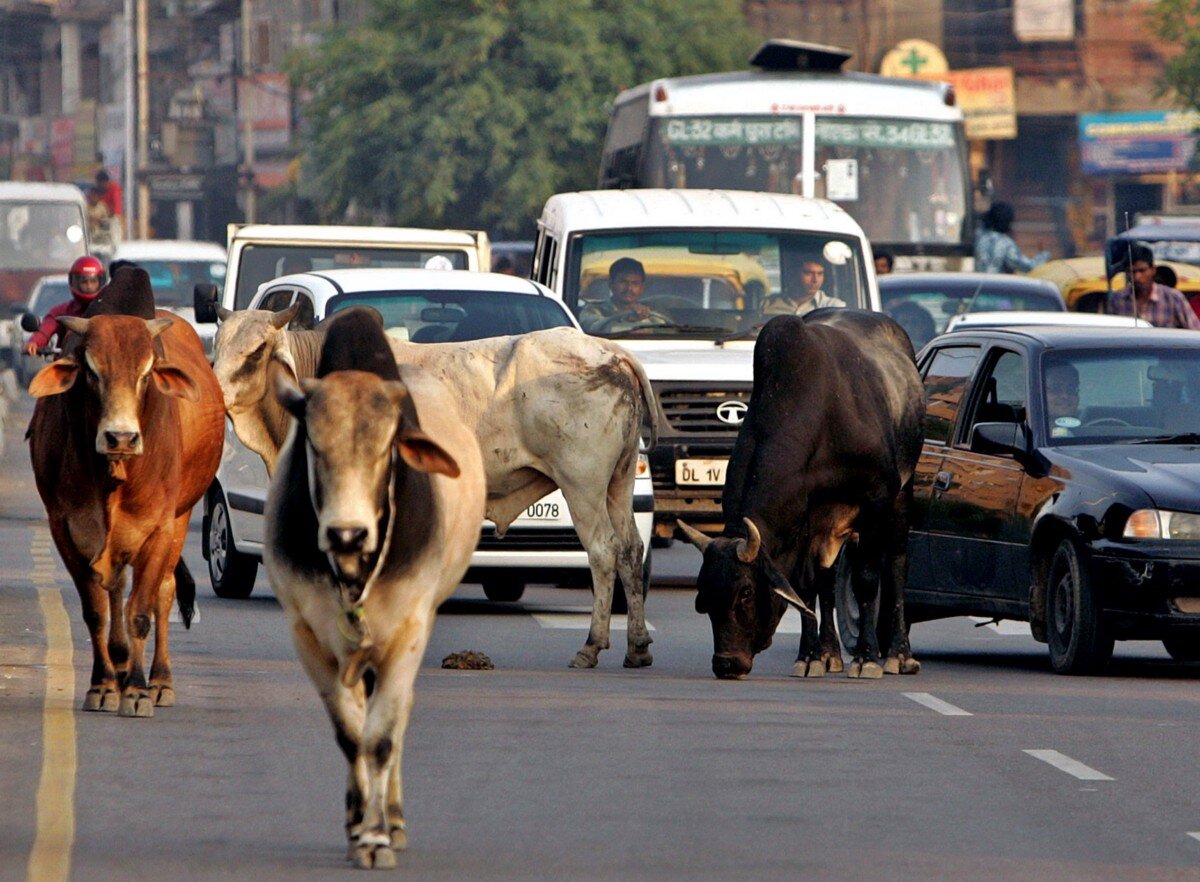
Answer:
xmin=234 ymin=245 xmax=469 ymax=309
xmin=883 ymin=281 xmax=1062 ymax=350
xmin=326 ymin=290 xmax=572 ymax=343
xmin=139 ymin=259 xmax=227 ymax=308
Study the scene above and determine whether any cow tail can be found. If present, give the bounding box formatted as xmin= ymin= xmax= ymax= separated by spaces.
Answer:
xmin=623 ymin=353 xmax=659 ymax=451
xmin=174 ymin=558 xmax=196 ymax=629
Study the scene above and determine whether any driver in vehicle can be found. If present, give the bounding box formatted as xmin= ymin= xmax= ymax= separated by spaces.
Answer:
xmin=578 ymin=257 xmax=669 ymax=333
xmin=1046 ymin=362 xmax=1081 ymax=438
xmin=762 ymin=252 xmax=846 ymax=316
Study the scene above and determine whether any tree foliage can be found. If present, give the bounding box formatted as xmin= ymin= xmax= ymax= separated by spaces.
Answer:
xmin=1149 ymin=0 xmax=1200 ymax=108
xmin=287 ymin=0 xmax=755 ymax=238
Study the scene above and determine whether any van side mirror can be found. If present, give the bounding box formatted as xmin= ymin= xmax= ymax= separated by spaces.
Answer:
xmin=20 ymin=312 xmax=40 ymax=333
xmin=970 ymin=421 xmax=1029 ymax=458
xmin=193 ymin=283 xmax=219 ymax=323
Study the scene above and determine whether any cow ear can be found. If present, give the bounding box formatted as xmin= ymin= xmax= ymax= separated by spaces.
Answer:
xmin=269 ymin=346 xmax=299 ymax=385
xmin=763 ymin=560 xmax=813 ymax=617
xmin=152 ymin=362 xmax=200 ymax=401
xmin=274 ymin=371 xmax=309 ymax=419
xmin=397 ymin=429 xmax=461 ymax=478
xmin=28 ymin=357 xmax=80 ymax=397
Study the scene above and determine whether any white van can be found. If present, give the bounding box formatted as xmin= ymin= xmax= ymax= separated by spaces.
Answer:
xmin=532 ymin=188 xmax=878 ymax=539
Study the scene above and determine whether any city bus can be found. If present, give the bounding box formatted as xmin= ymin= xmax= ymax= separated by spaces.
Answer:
xmin=598 ymin=40 xmax=973 ymax=270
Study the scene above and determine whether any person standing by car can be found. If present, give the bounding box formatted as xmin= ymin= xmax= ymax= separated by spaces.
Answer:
xmin=23 ymin=255 xmax=105 ymax=355
xmin=1107 ymin=245 xmax=1200 ymax=329
xmin=975 ymin=201 xmax=1049 ymax=274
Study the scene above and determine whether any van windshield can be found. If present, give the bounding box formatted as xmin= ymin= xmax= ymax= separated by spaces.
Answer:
xmin=0 ymin=201 xmax=87 ymax=269
xmin=563 ymin=229 xmax=869 ymax=339
xmin=234 ymin=244 xmax=469 ymax=309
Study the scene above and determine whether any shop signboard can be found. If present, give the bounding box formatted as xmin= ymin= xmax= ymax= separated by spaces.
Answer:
xmin=1079 ymin=111 xmax=1200 ymax=175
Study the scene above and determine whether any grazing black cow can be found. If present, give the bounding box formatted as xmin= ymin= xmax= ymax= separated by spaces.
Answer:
xmin=679 ymin=309 xmax=924 ymax=680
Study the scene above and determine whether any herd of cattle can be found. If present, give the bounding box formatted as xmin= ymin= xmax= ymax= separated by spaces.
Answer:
xmin=20 ymin=267 xmax=924 ymax=869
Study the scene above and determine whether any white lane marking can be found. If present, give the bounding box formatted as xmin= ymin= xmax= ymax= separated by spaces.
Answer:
xmin=1024 ymin=749 xmax=1114 ymax=781
xmin=531 ymin=613 xmax=655 ymax=632
xmin=903 ymin=692 xmax=972 ymax=716
xmin=969 ymin=616 xmax=1032 ymax=636
xmin=1187 ymin=832 xmax=1200 ymax=844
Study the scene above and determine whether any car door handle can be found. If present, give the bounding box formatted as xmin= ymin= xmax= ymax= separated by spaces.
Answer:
xmin=933 ymin=471 xmax=953 ymax=493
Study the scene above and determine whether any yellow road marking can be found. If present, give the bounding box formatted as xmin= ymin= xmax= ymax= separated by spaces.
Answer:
xmin=27 ymin=530 xmax=76 ymax=882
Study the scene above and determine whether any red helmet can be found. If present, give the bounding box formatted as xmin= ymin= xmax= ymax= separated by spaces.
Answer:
xmin=68 ymin=255 xmax=106 ymax=300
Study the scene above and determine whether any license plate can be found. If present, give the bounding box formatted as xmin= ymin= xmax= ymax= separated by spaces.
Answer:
xmin=522 ymin=499 xmax=564 ymax=521
xmin=675 ymin=458 xmax=728 ymax=486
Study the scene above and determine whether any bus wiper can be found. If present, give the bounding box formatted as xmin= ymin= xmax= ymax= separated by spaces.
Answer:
xmin=1128 ymin=433 xmax=1200 ymax=445
xmin=715 ymin=321 xmax=769 ymax=345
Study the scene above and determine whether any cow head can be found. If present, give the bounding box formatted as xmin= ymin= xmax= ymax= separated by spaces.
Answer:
xmin=28 ymin=315 xmax=198 ymax=457
xmin=680 ymin=518 xmax=811 ymax=680
xmin=275 ymin=369 xmax=460 ymax=587
xmin=211 ymin=304 xmax=299 ymax=413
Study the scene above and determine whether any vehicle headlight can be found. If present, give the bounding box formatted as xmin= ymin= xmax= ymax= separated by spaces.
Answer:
xmin=1123 ymin=509 xmax=1200 ymax=540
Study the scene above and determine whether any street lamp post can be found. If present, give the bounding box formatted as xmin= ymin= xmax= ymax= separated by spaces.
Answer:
xmin=241 ymin=0 xmax=256 ymax=222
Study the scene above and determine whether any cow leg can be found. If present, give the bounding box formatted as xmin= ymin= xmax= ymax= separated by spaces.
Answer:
xmin=605 ymin=463 xmax=653 ymax=668
xmin=882 ymin=488 xmax=920 ymax=675
xmin=291 ymin=619 xmax=369 ymax=858
xmin=354 ymin=612 xmax=433 ymax=869
xmin=48 ymin=519 xmax=121 ymax=712
xmin=120 ymin=535 xmax=175 ymax=718
xmin=819 ymin=565 xmax=844 ymax=674
xmin=560 ymin=487 xmax=619 ymax=669
xmin=845 ymin=537 xmax=884 ymax=679
xmin=791 ymin=560 xmax=828 ymax=678
xmin=148 ymin=513 xmax=192 ymax=706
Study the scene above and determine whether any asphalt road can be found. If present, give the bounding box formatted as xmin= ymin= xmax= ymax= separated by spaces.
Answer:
xmin=3 ymin=388 xmax=1200 ymax=881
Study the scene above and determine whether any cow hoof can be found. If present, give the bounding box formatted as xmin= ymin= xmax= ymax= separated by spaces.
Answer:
xmin=353 ymin=843 xmax=396 ymax=870
xmin=151 ymin=685 xmax=176 ymax=707
xmin=390 ymin=825 xmax=408 ymax=852
xmin=83 ymin=687 xmax=119 ymax=712
xmin=790 ymin=659 xmax=826 ymax=678
xmin=569 ymin=649 xmax=599 ymax=669
xmin=118 ymin=691 xmax=155 ymax=718
xmin=847 ymin=660 xmax=884 ymax=680
xmin=824 ymin=655 xmax=844 ymax=674
xmin=883 ymin=657 xmax=900 ymax=675
xmin=900 ymin=657 xmax=921 ymax=674
xmin=623 ymin=650 xmax=653 ymax=668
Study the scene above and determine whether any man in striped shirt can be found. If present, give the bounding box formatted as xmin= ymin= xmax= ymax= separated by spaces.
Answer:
xmin=1107 ymin=244 xmax=1200 ymax=329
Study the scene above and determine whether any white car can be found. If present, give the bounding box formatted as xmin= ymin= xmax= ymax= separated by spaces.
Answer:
xmin=945 ymin=310 xmax=1154 ymax=332
xmin=9 ymin=274 xmax=72 ymax=382
xmin=111 ymin=239 xmax=228 ymax=354
xmin=203 ymin=268 xmax=655 ymax=605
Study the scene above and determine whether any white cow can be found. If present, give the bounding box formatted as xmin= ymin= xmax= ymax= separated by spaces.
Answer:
xmin=265 ymin=311 xmax=486 ymax=868
xmin=213 ymin=306 xmax=657 ymax=669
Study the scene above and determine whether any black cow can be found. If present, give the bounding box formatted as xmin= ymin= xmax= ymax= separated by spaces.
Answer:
xmin=679 ymin=309 xmax=924 ymax=680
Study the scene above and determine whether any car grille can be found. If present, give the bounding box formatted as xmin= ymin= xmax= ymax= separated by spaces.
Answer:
xmin=657 ymin=384 xmax=752 ymax=436
xmin=476 ymin=527 xmax=584 ymax=552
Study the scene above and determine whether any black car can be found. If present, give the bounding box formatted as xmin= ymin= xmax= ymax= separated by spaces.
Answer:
xmin=880 ymin=272 xmax=1065 ymax=352
xmin=905 ymin=325 xmax=1200 ymax=674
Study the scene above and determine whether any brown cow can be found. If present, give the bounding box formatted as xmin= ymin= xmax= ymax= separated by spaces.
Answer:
xmin=27 ymin=313 xmax=224 ymax=716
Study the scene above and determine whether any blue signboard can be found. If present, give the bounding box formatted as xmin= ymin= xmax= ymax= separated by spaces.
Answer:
xmin=1078 ymin=111 xmax=1200 ymax=175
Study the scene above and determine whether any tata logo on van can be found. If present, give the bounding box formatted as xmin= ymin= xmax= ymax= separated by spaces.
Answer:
xmin=716 ymin=401 xmax=748 ymax=425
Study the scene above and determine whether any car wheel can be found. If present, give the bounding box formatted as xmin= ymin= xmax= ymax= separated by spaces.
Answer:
xmin=208 ymin=493 xmax=258 ymax=599
xmin=603 ymin=550 xmax=652 ymax=615
xmin=482 ymin=578 xmax=526 ymax=603
xmin=1161 ymin=636 xmax=1200 ymax=662
xmin=1046 ymin=540 xmax=1113 ymax=674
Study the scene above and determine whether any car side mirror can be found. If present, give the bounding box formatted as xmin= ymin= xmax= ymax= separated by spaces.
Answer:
xmin=970 ymin=421 xmax=1029 ymax=458
xmin=193 ymin=283 xmax=219 ymax=323
xmin=19 ymin=312 xmax=40 ymax=333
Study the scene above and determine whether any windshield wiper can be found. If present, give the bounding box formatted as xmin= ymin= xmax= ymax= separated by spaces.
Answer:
xmin=604 ymin=322 xmax=731 ymax=338
xmin=715 ymin=321 xmax=769 ymax=345
xmin=1128 ymin=433 xmax=1200 ymax=445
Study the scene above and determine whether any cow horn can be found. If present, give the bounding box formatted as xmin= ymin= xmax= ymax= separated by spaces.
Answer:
xmin=146 ymin=317 xmax=174 ymax=338
xmin=59 ymin=316 xmax=89 ymax=336
xmin=677 ymin=520 xmax=712 ymax=552
xmin=215 ymin=304 xmax=234 ymax=321
xmin=270 ymin=303 xmax=300 ymax=329
xmin=736 ymin=517 xmax=761 ymax=564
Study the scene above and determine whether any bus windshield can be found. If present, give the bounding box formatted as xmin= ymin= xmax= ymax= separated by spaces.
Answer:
xmin=563 ymin=229 xmax=870 ymax=340
xmin=642 ymin=115 xmax=969 ymax=249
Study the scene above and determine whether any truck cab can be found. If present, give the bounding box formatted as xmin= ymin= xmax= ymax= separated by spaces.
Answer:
xmin=533 ymin=188 xmax=878 ymax=538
